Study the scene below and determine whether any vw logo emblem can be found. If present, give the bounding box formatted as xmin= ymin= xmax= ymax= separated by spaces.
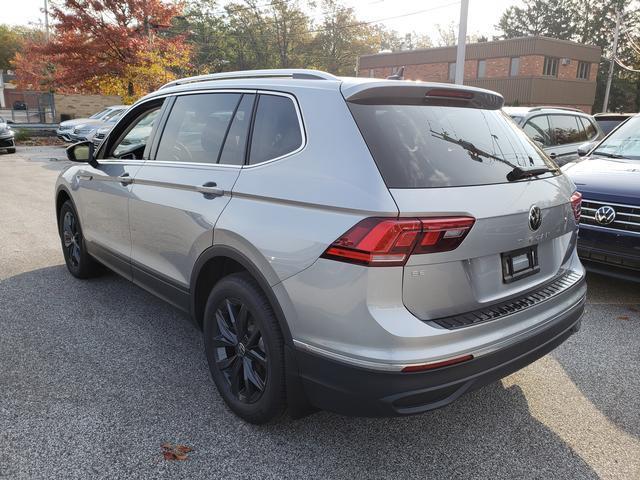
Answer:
xmin=528 ymin=205 xmax=542 ymax=231
xmin=595 ymin=205 xmax=616 ymax=225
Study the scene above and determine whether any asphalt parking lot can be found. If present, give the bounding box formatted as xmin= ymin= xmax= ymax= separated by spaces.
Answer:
xmin=1 ymin=146 xmax=639 ymax=479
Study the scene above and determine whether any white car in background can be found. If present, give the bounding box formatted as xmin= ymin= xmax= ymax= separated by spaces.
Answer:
xmin=56 ymin=105 xmax=128 ymax=142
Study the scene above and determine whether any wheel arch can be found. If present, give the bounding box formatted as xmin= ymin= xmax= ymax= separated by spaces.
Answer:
xmin=190 ymin=245 xmax=294 ymax=347
xmin=55 ymin=186 xmax=73 ymax=226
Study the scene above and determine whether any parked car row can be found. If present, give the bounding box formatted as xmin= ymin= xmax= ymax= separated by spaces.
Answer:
xmin=507 ymin=104 xmax=638 ymax=282
xmin=56 ymin=105 xmax=128 ymax=144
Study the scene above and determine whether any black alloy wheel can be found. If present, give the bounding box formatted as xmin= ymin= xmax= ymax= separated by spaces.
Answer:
xmin=203 ymin=273 xmax=286 ymax=424
xmin=58 ymin=200 xmax=98 ymax=278
xmin=62 ymin=210 xmax=82 ymax=269
xmin=212 ymin=297 xmax=268 ymax=403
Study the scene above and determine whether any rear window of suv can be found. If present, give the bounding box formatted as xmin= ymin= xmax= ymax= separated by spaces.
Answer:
xmin=348 ymin=103 xmax=556 ymax=188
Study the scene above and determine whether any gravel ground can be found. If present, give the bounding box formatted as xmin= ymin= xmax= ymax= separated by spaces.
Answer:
xmin=1 ymin=146 xmax=639 ymax=480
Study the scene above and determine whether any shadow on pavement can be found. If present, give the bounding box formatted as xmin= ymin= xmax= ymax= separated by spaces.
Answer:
xmin=551 ymin=272 xmax=640 ymax=439
xmin=0 ymin=265 xmax=599 ymax=479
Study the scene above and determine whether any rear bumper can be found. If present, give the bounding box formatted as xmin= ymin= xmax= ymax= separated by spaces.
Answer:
xmin=295 ymin=284 xmax=585 ymax=417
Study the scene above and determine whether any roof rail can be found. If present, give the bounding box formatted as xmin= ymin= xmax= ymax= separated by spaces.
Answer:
xmin=528 ymin=106 xmax=583 ymax=113
xmin=160 ymin=69 xmax=339 ymax=90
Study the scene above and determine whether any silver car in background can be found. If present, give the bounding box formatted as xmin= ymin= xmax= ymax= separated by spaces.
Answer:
xmin=69 ymin=107 xmax=128 ymax=144
xmin=504 ymin=106 xmax=604 ymax=166
xmin=56 ymin=70 xmax=586 ymax=424
xmin=56 ymin=105 xmax=128 ymax=142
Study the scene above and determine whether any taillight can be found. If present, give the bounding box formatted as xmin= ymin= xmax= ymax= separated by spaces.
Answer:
xmin=321 ymin=216 xmax=475 ymax=267
xmin=570 ymin=191 xmax=582 ymax=223
xmin=413 ymin=217 xmax=475 ymax=254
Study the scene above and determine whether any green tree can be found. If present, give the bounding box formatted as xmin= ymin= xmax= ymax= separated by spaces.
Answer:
xmin=497 ymin=0 xmax=577 ymax=39
xmin=310 ymin=0 xmax=382 ymax=75
xmin=0 ymin=25 xmax=27 ymax=71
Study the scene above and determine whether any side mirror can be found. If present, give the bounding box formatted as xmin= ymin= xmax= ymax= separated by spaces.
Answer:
xmin=66 ymin=141 xmax=98 ymax=167
xmin=577 ymin=141 xmax=596 ymax=157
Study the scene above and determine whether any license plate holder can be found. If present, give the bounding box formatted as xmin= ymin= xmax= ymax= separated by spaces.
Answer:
xmin=501 ymin=245 xmax=539 ymax=283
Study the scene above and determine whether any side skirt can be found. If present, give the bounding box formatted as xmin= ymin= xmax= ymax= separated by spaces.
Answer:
xmin=85 ymin=240 xmax=191 ymax=313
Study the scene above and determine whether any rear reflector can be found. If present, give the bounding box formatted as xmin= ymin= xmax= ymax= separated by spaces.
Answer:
xmin=321 ymin=216 xmax=475 ymax=267
xmin=401 ymin=354 xmax=474 ymax=373
xmin=570 ymin=191 xmax=582 ymax=223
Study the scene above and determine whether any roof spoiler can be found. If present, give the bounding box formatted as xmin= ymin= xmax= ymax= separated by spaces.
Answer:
xmin=343 ymin=83 xmax=504 ymax=110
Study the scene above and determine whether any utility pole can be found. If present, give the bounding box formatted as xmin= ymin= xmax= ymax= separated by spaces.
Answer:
xmin=44 ymin=0 xmax=50 ymax=41
xmin=454 ymin=0 xmax=469 ymax=84
xmin=603 ymin=9 xmax=622 ymax=112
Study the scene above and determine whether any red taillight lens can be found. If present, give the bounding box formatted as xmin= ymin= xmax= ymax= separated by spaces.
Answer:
xmin=414 ymin=217 xmax=475 ymax=254
xmin=321 ymin=216 xmax=475 ymax=267
xmin=570 ymin=191 xmax=582 ymax=223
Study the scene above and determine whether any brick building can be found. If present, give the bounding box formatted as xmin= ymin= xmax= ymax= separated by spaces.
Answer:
xmin=358 ymin=36 xmax=601 ymax=113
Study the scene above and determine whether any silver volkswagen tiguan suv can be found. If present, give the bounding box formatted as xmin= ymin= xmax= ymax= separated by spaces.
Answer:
xmin=56 ymin=69 xmax=586 ymax=424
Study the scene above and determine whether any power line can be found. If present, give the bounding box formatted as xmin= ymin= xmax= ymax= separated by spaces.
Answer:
xmin=203 ymin=0 xmax=461 ymax=42
xmin=615 ymin=56 xmax=640 ymax=73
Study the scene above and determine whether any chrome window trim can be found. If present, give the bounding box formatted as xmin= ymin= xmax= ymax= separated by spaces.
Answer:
xmin=132 ymin=88 xmax=306 ymax=169
xmin=244 ymin=89 xmax=306 ymax=169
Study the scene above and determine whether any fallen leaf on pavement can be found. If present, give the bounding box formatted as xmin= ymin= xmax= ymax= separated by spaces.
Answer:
xmin=617 ymin=315 xmax=630 ymax=320
xmin=161 ymin=442 xmax=193 ymax=461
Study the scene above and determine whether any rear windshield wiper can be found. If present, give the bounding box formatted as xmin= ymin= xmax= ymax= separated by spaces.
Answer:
xmin=507 ymin=166 xmax=557 ymax=182
xmin=592 ymin=150 xmax=625 ymax=159
xmin=430 ymin=130 xmax=517 ymax=168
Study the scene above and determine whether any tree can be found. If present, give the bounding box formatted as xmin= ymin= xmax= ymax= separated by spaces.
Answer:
xmin=14 ymin=0 xmax=191 ymax=101
xmin=0 ymin=25 xmax=28 ymax=71
xmin=497 ymin=0 xmax=577 ymax=39
xmin=310 ymin=0 xmax=382 ymax=75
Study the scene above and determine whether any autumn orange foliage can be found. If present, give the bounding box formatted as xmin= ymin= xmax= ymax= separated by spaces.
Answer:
xmin=14 ymin=0 xmax=191 ymax=102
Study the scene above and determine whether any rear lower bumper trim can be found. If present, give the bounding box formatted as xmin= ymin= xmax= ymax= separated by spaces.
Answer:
xmin=430 ymin=270 xmax=584 ymax=330
xmin=295 ymin=295 xmax=585 ymax=417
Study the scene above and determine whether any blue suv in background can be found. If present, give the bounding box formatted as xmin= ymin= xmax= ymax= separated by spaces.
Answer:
xmin=564 ymin=114 xmax=640 ymax=282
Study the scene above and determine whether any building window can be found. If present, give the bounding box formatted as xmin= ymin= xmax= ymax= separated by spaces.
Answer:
xmin=543 ymin=57 xmax=559 ymax=77
xmin=577 ymin=61 xmax=590 ymax=79
xmin=510 ymin=57 xmax=520 ymax=76
xmin=478 ymin=60 xmax=486 ymax=78
xmin=448 ymin=62 xmax=456 ymax=81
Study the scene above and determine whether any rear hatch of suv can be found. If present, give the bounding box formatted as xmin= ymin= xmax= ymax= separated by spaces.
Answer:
xmin=343 ymin=82 xmax=582 ymax=323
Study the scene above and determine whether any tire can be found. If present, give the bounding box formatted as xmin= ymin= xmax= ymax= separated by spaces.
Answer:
xmin=58 ymin=200 xmax=99 ymax=278
xmin=203 ymin=272 xmax=286 ymax=424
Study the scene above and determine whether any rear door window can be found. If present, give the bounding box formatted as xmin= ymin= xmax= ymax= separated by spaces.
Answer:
xmin=549 ymin=114 xmax=584 ymax=145
xmin=348 ymin=103 xmax=555 ymax=188
xmin=248 ymin=94 xmax=303 ymax=165
xmin=523 ymin=115 xmax=552 ymax=147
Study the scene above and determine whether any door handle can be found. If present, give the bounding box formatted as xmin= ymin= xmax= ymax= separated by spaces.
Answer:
xmin=196 ymin=182 xmax=224 ymax=199
xmin=118 ymin=173 xmax=133 ymax=186
xmin=77 ymin=173 xmax=93 ymax=181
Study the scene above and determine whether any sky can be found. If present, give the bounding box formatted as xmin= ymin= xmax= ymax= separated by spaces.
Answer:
xmin=2 ymin=0 xmax=522 ymax=41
